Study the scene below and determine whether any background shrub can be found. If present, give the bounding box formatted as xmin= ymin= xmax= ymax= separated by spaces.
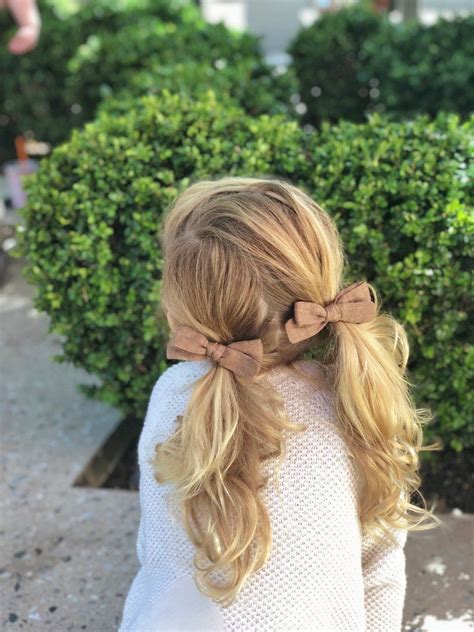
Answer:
xmin=307 ymin=113 xmax=473 ymax=452
xmin=362 ymin=15 xmax=474 ymax=119
xmin=98 ymin=59 xmax=298 ymax=120
xmin=288 ymin=6 xmax=384 ymax=125
xmin=0 ymin=1 xmax=84 ymax=160
xmin=15 ymin=91 xmax=308 ymax=417
xmin=289 ymin=7 xmax=474 ymax=126
xmin=0 ymin=0 xmax=287 ymax=160
xmin=0 ymin=0 xmax=199 ymax=159
xmin=15 ymin=91 xmax=473 ymax=454
xmin=65 ymin=16 xmax=279 ymax=127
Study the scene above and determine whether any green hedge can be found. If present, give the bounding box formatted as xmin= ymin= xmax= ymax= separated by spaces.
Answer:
xmin=15 ymin=91 xmax=473 ymax=453
xmin=289 ymin=7 xmax=474 ymax=125
xmin=307 ymin=114 xmax=473 ymax=451
xmin=15 ymin=91 xmax=308 ymax=418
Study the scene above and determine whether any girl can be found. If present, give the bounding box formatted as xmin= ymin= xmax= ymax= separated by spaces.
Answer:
xmin=119 ymin=177 xmax=441 ymax=631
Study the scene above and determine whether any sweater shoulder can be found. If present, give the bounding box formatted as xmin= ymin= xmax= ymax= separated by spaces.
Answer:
xmin=138 ymin=359 xmax=213 ymax=458
xmin=151 ymin=358 xmax=214 ymax=396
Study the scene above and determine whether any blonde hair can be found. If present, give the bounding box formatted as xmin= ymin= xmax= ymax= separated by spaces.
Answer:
xmin=153 ymin=176 xmax=442 ymax=606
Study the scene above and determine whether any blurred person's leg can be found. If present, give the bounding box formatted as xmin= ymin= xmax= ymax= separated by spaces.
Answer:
xmin=1 ymin=0 xmax=41 ymax=54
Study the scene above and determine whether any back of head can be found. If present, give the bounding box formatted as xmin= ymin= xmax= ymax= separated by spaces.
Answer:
xmin=154 ymin=176 xmax=441 ymax=606
xmin=161 ymin=176 xmax=344 ymax=362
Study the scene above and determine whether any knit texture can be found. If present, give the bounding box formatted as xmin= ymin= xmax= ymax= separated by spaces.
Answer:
xmin=119 ymin=359 xmax=407 ymax=632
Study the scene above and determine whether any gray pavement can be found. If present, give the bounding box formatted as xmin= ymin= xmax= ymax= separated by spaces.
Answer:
xmin=1 ymin=257 xmax=139 ymax=630
xmin=1 ymin=256 xmax=473 ymax=631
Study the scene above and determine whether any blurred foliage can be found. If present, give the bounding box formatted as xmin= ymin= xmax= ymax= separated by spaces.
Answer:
xmin=0 ymin=0 xmax=294 ymax=161
xmin=363 ymin=15 xmax=474 ymax=119
xmin=0 ymin=0 xmax=199 ymax=159
xmin=1 ymin=1 xmax=83 ymax=160
xmin=14 ymin=90 xmax=473 ymax=452
xmin=289 ymin=6 xmax=474 ymax=125
xmin=288 ymin=6 xmax=382 ymax=124
xmin=65 ymin=16 xmax=288 ymax=127
xmin=98 ymin=59 xmax=298 ymax=120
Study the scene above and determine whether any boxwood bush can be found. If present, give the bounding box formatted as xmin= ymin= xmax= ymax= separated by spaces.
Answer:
xmin=15 ymin=91 xmax=309 ymax=418
xmin=307 ymin=113 xmax=473 ymax=452
xmin=15 ymin=92 xmax=473 ymax=455
xmin=289 ymin=7 xmax=474 ymax=126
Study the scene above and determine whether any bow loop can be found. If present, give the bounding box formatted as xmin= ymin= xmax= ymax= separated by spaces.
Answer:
xmin=285 ymin=281 xmax=376 ymax=344
xmin=166 ymin=325 xmax=263 ymax=378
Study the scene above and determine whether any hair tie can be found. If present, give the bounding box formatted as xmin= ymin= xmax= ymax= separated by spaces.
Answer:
xmin=166 ymin=325 xmax=263 ymax=378
xmin=284 ymin=281 xmax=376 ymax=344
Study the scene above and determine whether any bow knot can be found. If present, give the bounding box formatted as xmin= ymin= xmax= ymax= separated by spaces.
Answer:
xmin=324 ymin=302 xmax=343 ymax=323
xmin=205 ymin=340 xmax=228 ymax=363
xmin=166 ymin=325 xmax=263 ymax=378
xmin=285 ymin=281 xmax=376 ymax=344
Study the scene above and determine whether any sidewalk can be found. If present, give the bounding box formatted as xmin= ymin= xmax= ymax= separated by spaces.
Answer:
xmin=1 ymin=258 xmax=140 ymax=630
xmin=1 ymin=257 xmax=473 ymax=631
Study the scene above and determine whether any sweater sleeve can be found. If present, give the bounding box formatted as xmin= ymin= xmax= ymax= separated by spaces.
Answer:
xmin=361 ymin=524 xmax=408 ymax=632
xmin=119 ymin=364 xmax=185 ymax=632
xmin=119 ymin=360 xmax=217 ymax=632
xmin=134 ymin=362 xmax=190 ymax=569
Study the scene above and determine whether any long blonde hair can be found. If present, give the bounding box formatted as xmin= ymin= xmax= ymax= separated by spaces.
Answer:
xmin=153 ymin=176 xmax=442 ymax=606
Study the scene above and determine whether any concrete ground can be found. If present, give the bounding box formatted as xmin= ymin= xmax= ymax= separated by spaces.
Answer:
xmin=1 ymin=257 xmax=138 ymax=631
xmin=1 ymin=256 xmax=473 ymax=631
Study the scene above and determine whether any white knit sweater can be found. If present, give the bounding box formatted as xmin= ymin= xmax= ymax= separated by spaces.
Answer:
xmin=118 ymin=359 xmax=407 ymax=632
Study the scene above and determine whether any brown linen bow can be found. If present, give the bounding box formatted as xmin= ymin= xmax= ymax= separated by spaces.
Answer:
xmin=284 ymin=281 xmax=376 ymax=344
xmin=166 ymin=325 xmax=264 ymax=378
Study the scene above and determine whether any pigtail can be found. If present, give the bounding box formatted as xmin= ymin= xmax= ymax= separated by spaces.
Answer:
xmin=153 ymin=363 xmax=305 ymax=606
xmin=327 ymin=283 xmax=442 ymax=545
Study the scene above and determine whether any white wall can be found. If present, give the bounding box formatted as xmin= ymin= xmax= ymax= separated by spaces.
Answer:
xmin=201 ymin=0 xmax=473 ymax=58
xmin=201 ymin=1 xmax=356 ymax=58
